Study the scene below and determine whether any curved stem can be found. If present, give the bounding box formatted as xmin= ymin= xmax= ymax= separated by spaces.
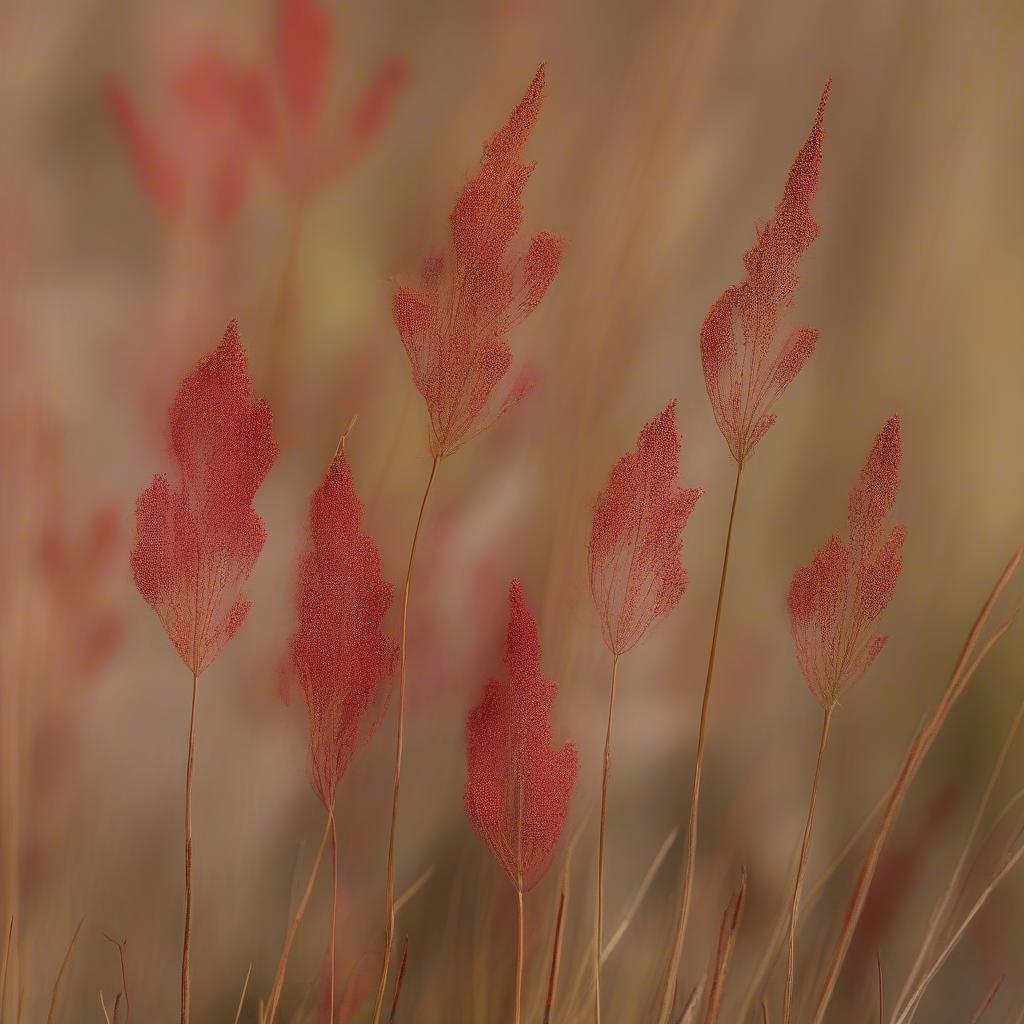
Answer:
xmin=329 ymin=806 xmax=339 ymax=1024
xmin=265 ymin=809 xmax=334 ymax=1024
xmin=595 ymin=655 xmax=620 ymax=1023
xmin=515 ymin=887 xmax=525 ymax=1024
xmin=810 ymin=550 xmax=1021 ymax=1024
xmin=181 ymin=669 xmax=199 ymax=1024
xmin=892 ymin=688 xmax=1024 ymax=1020
xmin=370 ymin=455 xmax=442 ymax=1024
xmin=782 ymin=705 xmax=833 ymax=1024
xmin=656 ymin=461 xmax=743 ymax=1024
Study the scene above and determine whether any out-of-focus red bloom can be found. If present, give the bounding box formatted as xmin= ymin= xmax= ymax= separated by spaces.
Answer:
xmin=105 ymin=0 xmax=406 ymax=221
xmin=588 ymin=402 xmax=702 ymax=656
xmin=464 ymin=579 xmax=577 ymax=893
xmin=701 ymin=82 xmax=830 ymax=465
xmin=393 ymin=65 xmax=566 ymax=460
xmin=239 ymin=0 xmax=408 ymax=201
xmin=131 ymin=320 xmax=279 ymax=676
xmin=788 ymin=415 xmax=904 ymax=708
xmin=38 ymin=501 xmax=122 ymax=680
xmin=287 ymin=448 xmax=398 ymax=807
xmin=104 ymin=48 xmax=254 ymax=227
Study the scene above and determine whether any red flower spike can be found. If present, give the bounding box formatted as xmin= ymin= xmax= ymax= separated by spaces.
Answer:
xmin=394 ymin=65 xmax=566 ymax=459
xmin=464 ymin=580 xmax=578 ymax=893
xmin=788 ymin=415 xmax=904 ymax=708
xmin=288 ymin=448 xmax=398 ymax=806
xmin=131 ymin=321 xmax=279 ymax=676
xmin=701 ymin=82 xmax=830 ymax=464
xmin=588 ymin=402 xmax=703 ymax=656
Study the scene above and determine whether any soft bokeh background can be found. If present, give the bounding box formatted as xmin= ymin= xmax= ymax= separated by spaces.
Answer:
xmin=2 ymin=0 xmax=1023 ymax=1020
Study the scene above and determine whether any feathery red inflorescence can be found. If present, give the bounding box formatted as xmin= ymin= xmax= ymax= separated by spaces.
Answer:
xmin=130 ymin=321 xmax=278 ymax=676
xmin=393 ymin=65 xmax=566 ymax=459
xmin=588 ymin=402 xmax=702 ymax=656
xmin=287 ymin=448 xmax=398 ymax=806
xmin=701 ymin=82 xmax=830 ymax=464
xmin=788 ymin=415 xmax=905 ymax=708
xmin=464 ymin=580 xmax=578 ymax=893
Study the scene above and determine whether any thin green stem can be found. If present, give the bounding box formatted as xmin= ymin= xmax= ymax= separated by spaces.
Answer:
xmin=370 ymin=455 xmax=442 ymax=1024
xmin=656 ymin=461 xmax=743 ymax=1024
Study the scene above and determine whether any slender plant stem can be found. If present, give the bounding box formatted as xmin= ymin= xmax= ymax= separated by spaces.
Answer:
xmin=181 ymin=669 xmax=199 ymax=1024
xmin=782 ymin=704 xmax=834 ymax=1024
xmin=265 ymin=810 xmax=334 ymax=1024
xmin=329 ymin=805 xmax=339 ymax=1024
xmin=892 ymin=689 xmax=1024 ymax=1020
xmin=233 ymin=964 xmax=252 ymax=1024
xmin=809 ymin=549 xmax=1021 ymax=1024
xmin=656 ymin=461 xmax=743 ymax=1024
xmin=544 ymin=889 xmax=567 ymax=1024
xmin=388 ymin=938 xmax=410 ymax=1023
xmin=515 ymin=887 xmax=526 ymax=1024
xmin=594 ymin=654 xmax=620 ymax=1024
xmin=370 ymin=454 xmax=441 ymax=1024
xmin=46 ymin=919 xmax=84 ymax=1024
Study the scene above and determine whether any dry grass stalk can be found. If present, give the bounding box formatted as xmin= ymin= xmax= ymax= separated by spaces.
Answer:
xmin=657 ymin=464 xmax=743 ymax=1024
xmin=737 ymin=782 xmax=893 ymax=1021
xmin=893 ymin=840 xmax=1024 ymax=1024
xmin=781 ymin=706 xmax=834 ymax=1023
xmin=966 ymin=975 xmax=1003 ymax=1024
xmin=46 ymin=918 xmax=84 ymax=1024
xmin=809 ymin=548 xmax=1022 ymax=1024
xmin=702 ymin=868 xmax=747 ymax=1024
xmin=543 ymin=889 xmax=567 ymax=1024
xmin=233 ymin=964 xmax=252 ymax=1024
xmin=387 ymin=937 xmax=410 ymax=1024
xmin=371 ymin=453 xmax=440 ymax=1024
xmin=265 ymin=809 xmax=335 ymax=1024
xmin=893 ymin=685 xmax=1024 ymax=1018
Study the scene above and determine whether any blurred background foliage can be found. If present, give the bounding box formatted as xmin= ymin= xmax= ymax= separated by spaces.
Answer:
xmin=1 ymin=0 xmax=1023 ymax=1019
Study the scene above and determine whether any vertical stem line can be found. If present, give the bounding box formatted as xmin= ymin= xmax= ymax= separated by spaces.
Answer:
xmin=656 ymin=461 xmax=743 ymax=1024
xmin=329 ymin=805 xmax=339 ymax=1024
xmin=515 ymin=886 xmax=526 ymax=1024
xmin=181 ymin=669 xmax=200 ymax=1024
xmin=782 ymin=704 xmax=834 ymax=1024
xmin=595 ymin=655 xmax=620 ymax=1023
xmin=371 ymin=455 xmax=442 ymax=1024
xmin=265 ymin=809 xmax=335 ymax=1024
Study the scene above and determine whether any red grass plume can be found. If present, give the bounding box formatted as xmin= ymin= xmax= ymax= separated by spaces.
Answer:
xmin=393 ymin=65 xmax=566 ymax=459
xmin=464 ymin=579 xmax=578 ymax=892
xmin=130 ymin=320 xmax=278 ymax=675
xmin=287 ymin=448 xmax=398 ymax=806
xmin=701 ymin=82 xmax=830 ymax=465
xmin=788 ymin=414 xmax=905 ymax=708
xmin=588 ymin=402 xmax=702 ymax=656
